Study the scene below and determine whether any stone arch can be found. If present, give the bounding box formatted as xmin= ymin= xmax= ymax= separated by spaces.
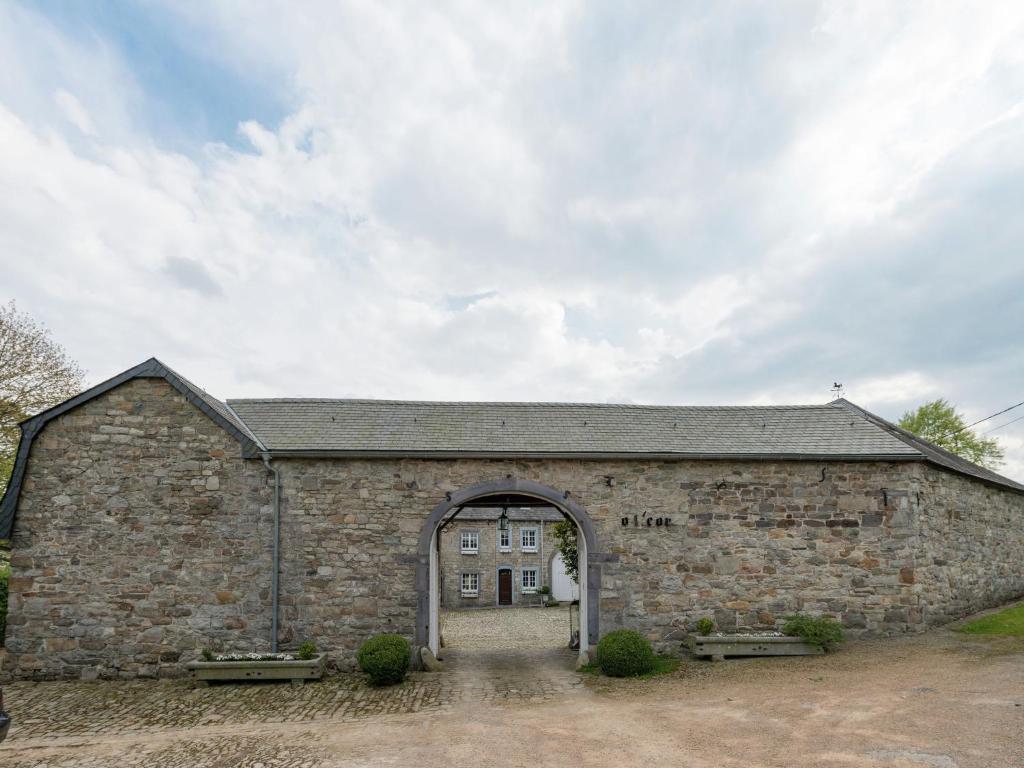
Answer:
xmin=415 ymin=478 xmax=602 ymax=658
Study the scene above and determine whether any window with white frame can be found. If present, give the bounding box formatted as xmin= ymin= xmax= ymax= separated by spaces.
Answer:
xmin=461 ymin=572 xmax=479 ymax=597
xmin=498 ymin=527 xmax=511 ymax=551
xmin=520 ymin=527 xmax=538 ymax=552
xmin=521 ymin=567 xmax=538 ymax=592
xmin=460 ymin=531 xmax=479 ymax=554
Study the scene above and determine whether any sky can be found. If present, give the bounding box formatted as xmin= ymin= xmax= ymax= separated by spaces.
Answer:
xmin=1 ymin=1 xmax=1023 ymax=480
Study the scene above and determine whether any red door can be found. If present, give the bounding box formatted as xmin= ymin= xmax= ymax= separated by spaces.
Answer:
xmin=498 ymin=569 xmax=513 ymax=605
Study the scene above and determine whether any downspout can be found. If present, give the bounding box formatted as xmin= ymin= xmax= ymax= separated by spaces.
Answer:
xmin=261 ymin=452 xmax=281 ymax=653
xmin=541 ymin=520 xmax=545 ymax=590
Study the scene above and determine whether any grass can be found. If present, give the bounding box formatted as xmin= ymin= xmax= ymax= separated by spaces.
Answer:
xmin=959 ymin=604 xmax=1024 ymax=637
xmin=578 ymin=654 xmax=681 ymax=679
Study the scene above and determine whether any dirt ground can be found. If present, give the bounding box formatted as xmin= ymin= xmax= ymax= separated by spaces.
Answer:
xmin=2 ymin=620 xmax=1022 ymax=767
xmin=328 ymin=630 xmax=1024 ymax=768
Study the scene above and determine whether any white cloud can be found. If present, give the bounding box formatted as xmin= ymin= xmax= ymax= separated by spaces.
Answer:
xmin=846 ymin=373 xmax=941 ymax=408
xmin=1 ymin=1 xmax=1024 ymax=479
xmin=53 ymin=89 xmax=96 ymax=136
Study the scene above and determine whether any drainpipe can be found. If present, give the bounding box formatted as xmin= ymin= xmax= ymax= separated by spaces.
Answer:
xmin=540 ymin=520 xmax=545 ymax=590
xmin=261 ymin=452 xmax=281 ymax=653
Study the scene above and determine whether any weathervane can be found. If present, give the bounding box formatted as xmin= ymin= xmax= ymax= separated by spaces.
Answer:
xmin=830 ymin=382 xmax=845 ymax=399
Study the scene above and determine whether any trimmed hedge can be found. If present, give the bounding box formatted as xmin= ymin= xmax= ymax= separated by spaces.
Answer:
xmin=595 ymin=629 xmax=655 ymax=677
xmin=357 ymin=634 xmax=411 ymax=685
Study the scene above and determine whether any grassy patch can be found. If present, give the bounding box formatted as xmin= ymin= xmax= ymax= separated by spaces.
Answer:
xmin=578 ymin=654 xmax=680 ymax=679
xmin=959 ymin=604 xmax=1024 ymax=637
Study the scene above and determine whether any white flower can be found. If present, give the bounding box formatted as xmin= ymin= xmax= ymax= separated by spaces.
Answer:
xmin=212 ymin=652 xmax=296 ymax=662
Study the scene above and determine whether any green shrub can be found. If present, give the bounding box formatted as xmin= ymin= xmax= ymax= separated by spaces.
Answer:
xmin=357 ymin=634 xmax=411 ymax=685
xmin=297 ymin=640 xmax=317 ymax=660
xmin=580 ymin=654 xmax=679 ymax=679
xmin=537 ymin=585 xmax=551 ymax=595
xmin=595 ymin=629 xmax=656 ymax=677
xmin=783 ymin=614 xmax=844 ymax=651
xmin=696 ymin=617 xmax=715 ymax=636
xmin=201 ymin=648 xmax=214 ymax=661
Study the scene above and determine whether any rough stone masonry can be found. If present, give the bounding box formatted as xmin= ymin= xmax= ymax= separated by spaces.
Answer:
xmin=1 ymin=360 xmax=1022 ymax=679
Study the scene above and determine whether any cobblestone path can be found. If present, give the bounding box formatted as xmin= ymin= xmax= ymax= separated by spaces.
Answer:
xmin=441 ymin=605 xmax=573 ymax=650
xmin=0 ymin=608 xmax=587 ymax=766
xmin=2 ymin=629 xmax=1021 ymax=767
xmin=439 ymin=605 xmax=584 ymax=701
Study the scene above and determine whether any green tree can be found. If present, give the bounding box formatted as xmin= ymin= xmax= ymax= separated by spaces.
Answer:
xmin=552 ymin=520 xmax=579 ymax=584
xmin=0 ymin=301 xmax=85 ymax=498
xmin=898 ymin=399 xmax=1004 ymax=469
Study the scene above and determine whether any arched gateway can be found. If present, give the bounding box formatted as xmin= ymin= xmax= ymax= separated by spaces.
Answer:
xmin=416 ymin=479 xmax=602 ymax=660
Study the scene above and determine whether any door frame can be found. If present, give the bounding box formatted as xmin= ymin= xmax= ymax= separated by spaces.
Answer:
xmin=418 ymin=478 xmax=607 ymax=664
xmin=496 ymin=566 xmax=513 ymax=606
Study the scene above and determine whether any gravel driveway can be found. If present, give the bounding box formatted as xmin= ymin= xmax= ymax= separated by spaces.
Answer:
xmin=1 ymin=620 xmax=1022 ymax=767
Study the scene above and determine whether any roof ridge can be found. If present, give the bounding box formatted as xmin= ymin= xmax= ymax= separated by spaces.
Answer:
xmin=226 ymin=398 xmax=838 ymax=410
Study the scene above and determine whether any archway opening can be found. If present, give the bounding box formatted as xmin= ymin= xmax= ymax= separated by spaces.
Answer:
xmin=416 ymin=479 xmax=601 ymax=666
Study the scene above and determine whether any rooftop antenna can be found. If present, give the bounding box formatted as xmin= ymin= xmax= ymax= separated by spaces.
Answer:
xmin=830 ymin=382 xmax=845 ymax=400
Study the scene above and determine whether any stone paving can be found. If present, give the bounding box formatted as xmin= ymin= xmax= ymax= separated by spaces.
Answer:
xmin=440 ymin=606 xmax=584 ymax=701
xmin=441 ymin=605 xmax=573 ymax=650
xmin=2 ymin=627 xmax=1023 ymax=767
xmin=0 ymin=607 xmax=586 ymax=766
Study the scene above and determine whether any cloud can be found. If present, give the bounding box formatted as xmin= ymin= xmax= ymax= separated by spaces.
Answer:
xmin=53 ymin=89 xmax=95 ymax=136
xmin=1 ymin=1 xmax=1023 ymax=479
xmin=443 ymin=291 xmax=498 ymax=312
xmin=163 ymin=256 xmax=223 ymax=296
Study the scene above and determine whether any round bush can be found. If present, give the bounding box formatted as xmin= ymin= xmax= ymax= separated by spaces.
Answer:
xmin=357 ymin=634 xmax=411 ymax=685
xmin=596 ymin=629 xmax=655 ymax=677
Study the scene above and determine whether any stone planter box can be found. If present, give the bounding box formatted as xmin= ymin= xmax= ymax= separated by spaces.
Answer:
xmin=185 ymin=653 xmax=327 ymax=685
xmin=687 ymin=635 xmax=823 ymax=661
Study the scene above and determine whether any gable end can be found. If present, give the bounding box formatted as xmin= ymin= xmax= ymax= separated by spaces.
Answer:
xmin=0 ymin=357 xmax=262 ymax=539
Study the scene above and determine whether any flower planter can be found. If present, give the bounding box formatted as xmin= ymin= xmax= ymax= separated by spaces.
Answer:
xmin=687 ymin=634 xmax=823 ymax=661
xmin=185 ymin=653 xmax=327 ymax=685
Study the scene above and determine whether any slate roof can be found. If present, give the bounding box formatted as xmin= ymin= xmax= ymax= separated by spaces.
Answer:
xmin=449 ymin=507 xmax=565 ymax=523
xmin=832 ymin=399 xmax=1024 ymax=493
xmin=3 ymin=358 xmax=1023 ymax=542
xmin=227 ymin=398 xmax=921 ymax=459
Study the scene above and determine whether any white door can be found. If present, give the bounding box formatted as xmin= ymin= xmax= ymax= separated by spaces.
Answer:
xmin=550 ymin=551 xmax=579 ymax=602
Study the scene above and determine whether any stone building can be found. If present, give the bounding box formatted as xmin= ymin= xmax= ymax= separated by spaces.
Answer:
xmin=438 ymin=507 xmax=561 ymax=609
xmin=1 ymin=358 xmax=1023 ymax=680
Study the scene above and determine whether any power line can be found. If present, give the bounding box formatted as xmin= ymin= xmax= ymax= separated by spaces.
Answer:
xmin=937 ymin=398 xmax=1024 ymax=440
xmin=980 ymin=412 xmax=1024 ymax=436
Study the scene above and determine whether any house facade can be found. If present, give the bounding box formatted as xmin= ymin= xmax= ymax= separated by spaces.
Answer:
xmin=438 ymin=507 xmax=561 ymax=609
xmin=1 ymin=358 xmax=1023 ymax=680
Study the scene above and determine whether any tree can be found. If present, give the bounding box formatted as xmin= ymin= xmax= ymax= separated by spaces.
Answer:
xmin=0 ymin=301 xmax=85 ymax=497
xmin=898 ymin=399 xmax=1004 ymax=469
xmin=552 ymin=520 xmax=579 ymax=584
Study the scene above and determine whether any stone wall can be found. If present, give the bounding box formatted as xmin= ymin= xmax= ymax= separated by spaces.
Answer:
xmin=4 ymin=384 xmax=1024 ymax=679
xmin=229 ymin=455 xmax=1024 ymax=666
xmin=438 ymin=518 xmax=558 ymax=609
xmin=913 ymin=464 xmax=1024 ymax=626
xmin=3 ymin=378 xmax=273 ymax=679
